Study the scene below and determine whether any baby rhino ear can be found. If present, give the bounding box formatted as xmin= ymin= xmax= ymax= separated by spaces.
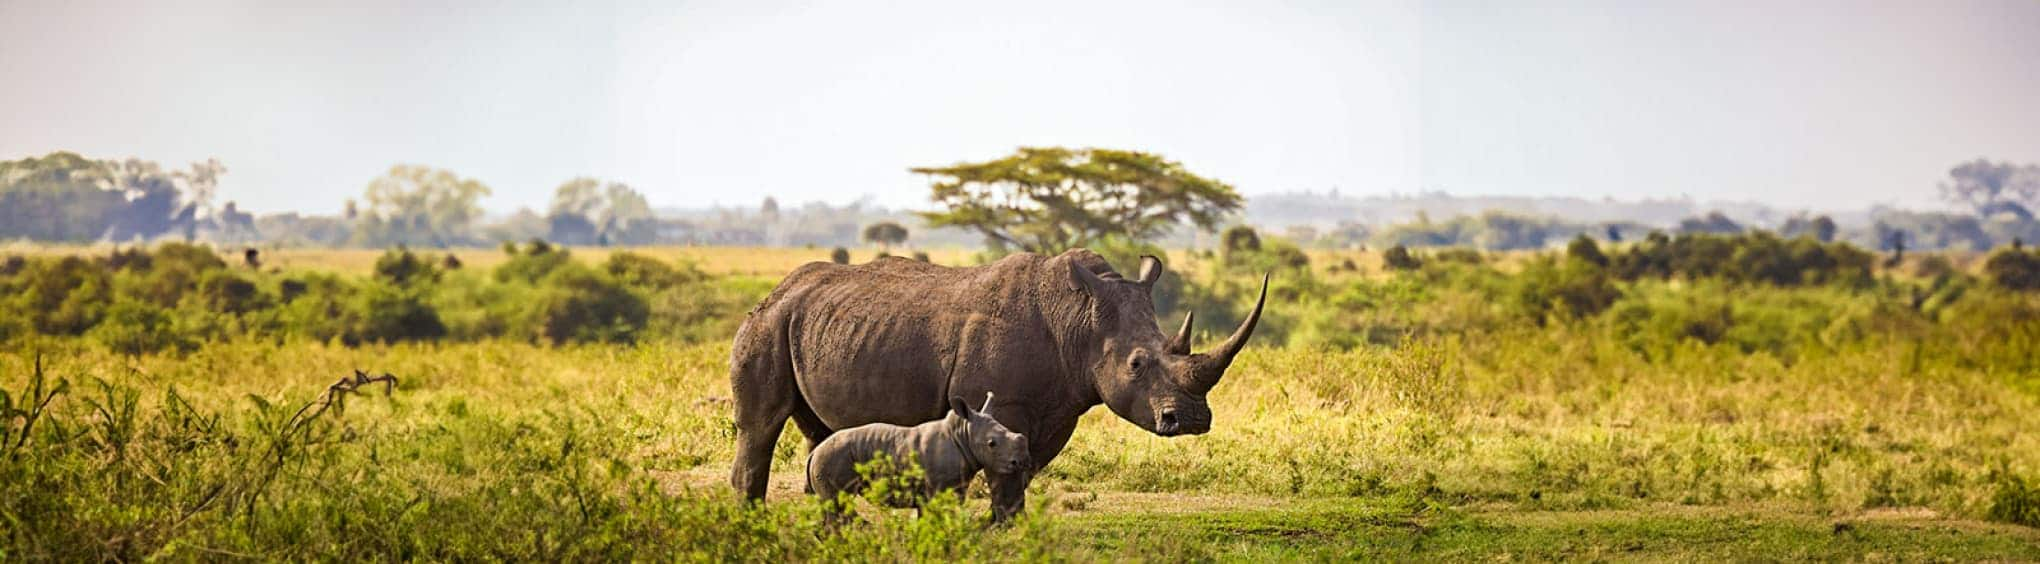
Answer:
xmin=948 ymin=396 xmax=972 ymax=417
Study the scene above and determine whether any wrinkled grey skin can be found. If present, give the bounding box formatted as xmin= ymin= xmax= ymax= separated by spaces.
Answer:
xmin=807 ymin=395 xmax=1030 ymax=516
xmin=729 ymin=249 xmax=1267 ymax=518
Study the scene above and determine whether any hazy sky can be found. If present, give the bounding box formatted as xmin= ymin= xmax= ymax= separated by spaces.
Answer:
xmin=3 ymin=0 xmax=2037 ymax=215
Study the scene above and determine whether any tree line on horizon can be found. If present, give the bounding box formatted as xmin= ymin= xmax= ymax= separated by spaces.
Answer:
xmin=4 ymin=149 xmax=2039 ymax=254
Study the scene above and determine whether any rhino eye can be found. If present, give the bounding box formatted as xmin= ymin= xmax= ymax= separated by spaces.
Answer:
xmin=987 ymin=439 xmax=997 ymax=448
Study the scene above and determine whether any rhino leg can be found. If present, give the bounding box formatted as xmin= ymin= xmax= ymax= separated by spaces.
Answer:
xmin=790 ymin=402 xmax=833 ymax=495
xmin=730 ymin=318 xmax=797 ymax=502
xmin=989 ymin=473 xmax=1027 ymax=523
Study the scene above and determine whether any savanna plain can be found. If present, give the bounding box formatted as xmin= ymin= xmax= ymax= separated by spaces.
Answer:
xmin=4 ymin=240 xmax=2040 ymax=561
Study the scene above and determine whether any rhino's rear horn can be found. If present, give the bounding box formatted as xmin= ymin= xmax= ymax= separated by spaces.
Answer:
xmin=1167 ymin=311 xmax=1194 ymax=356
xmin=1187 ymin=273 xmax=1268 ymax=393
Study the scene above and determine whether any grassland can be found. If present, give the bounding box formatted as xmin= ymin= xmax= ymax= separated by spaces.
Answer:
xmin=4 ymin=244 xmax=2039 ymax=560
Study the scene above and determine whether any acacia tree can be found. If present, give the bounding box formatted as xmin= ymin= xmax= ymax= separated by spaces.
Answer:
xmin=912 ymin=147 xmax=1242 ymax=253
xmin=861 ymin=221 xmax=909 ymax=250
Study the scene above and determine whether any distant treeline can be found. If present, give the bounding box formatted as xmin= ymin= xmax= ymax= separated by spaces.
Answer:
xmin=7 ymin=151 xmax=2039 ymax=252
xmin=1290 ymin=206 xmax=2040 ymax=253
xmin=0 ymin=151 xmax=970 ymax=250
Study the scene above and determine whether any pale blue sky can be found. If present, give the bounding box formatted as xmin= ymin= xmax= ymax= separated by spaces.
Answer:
xmin=2 ymin=0 xmax=2035 ymax=215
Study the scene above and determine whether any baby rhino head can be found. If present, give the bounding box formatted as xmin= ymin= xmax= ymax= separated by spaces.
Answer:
xmin=950 ymin=394 xmax=1030 ymax=476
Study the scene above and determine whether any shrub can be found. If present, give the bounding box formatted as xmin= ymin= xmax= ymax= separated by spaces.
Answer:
xmin=1234 ymin=239 xmax=1312 ymax=273
xmin=830 ymin=247 xmax=851 ymax=265
xmin=1610 ymin=232 xmax=1871 ymax=287
xmin=373 ymin=247 xmax=441 ymax=286
xmin=1221 ymin=225 xmax=1263 ymax=260
xmin=150 ymin=242 xmax=227 ymax=272
xmin=1510 ymin=256 xmax=1620 ymax=324
xmin=197 ymin=270 xmax=269 ymax=314
xmin=1983 ymin=249 xmax=2040 ymax=291
xmin=912 ymin=251 xmax=931 ymax=262
xmin=1566 ymin=234 xmax=1608 ymax=267
xmin=87 ymin=300 xmax=190 ymax=354
xmin=105 ymin=246 xmax=152 ymax=271
xmin=527 ymin=267 xmax=648 ymax=344
xmin=8 ymin=256 xmax=111 ymax=335
xmin=496 ymin=240 xmax=573 ymax=283
xmin=1383 ymin=245 xmax=1422 ymax=271
xmin=349 ymin=282 xmax=446 ymax=343
xmin=273 ymin=273 xmax=353 ymax=342
xmin=605 ymin=252 xmax=705 ymax=290
xmin=1431 ymin=248 xmax=1484 ymax=265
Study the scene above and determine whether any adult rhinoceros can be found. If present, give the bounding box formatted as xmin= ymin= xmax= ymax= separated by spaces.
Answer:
xmin=728 ymin=249 xmax=1266 ymax=516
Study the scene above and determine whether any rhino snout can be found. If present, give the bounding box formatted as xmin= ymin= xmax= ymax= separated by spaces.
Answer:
xmin=1154 ymin=406 xmax=1211 ymax=436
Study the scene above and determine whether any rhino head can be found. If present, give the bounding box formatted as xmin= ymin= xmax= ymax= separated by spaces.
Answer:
xmin=1066 ymin=252 xmax=1267 ymax=437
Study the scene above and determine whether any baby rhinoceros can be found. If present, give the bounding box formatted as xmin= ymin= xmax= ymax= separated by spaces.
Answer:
xmin=807 ymin=393 xmax=1031 ymax=519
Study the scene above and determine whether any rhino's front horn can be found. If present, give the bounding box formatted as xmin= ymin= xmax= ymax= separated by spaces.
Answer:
xmin=1187 ymin=273 xmax=1268 ymax=393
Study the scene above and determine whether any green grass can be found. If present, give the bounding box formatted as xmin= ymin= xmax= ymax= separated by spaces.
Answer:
xmin=3 ymin=334 xmax=2036 ymax=560
xmin=1060 ymin=499 xmax=2040 ymax=561
xmin=5 ymin=242 xmax=2040 ymax=560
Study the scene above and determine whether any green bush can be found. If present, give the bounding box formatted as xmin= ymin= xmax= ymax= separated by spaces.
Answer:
xmin=275 ymin=274 xmax=355 ymax=342
xmin=1566 ymin=234 xmax=1608 ymax=267
xmin=6 ymin=256 xmax=111 ymax=335
xmin=1383 ymin=245 xmax=1422 ymax=271
xmin=197 ymin=270 xmax=269 ymax=314
xmin=495 ymin=240 xmax=573 ymax=284
xmin=349 ymin=282 xmax=446 ymax=343
xmin=604 ymin=252 xmax=705 ymax=290
xmin=373 ymin=247 xmax=442 ymax=286
xmin=1611 ymin=232 xmax=1871 ymax=287
xmin=87 ymin=300 xmax=190 ymax=354
xmin=527 ymin=267 xmax=647 ymax=344
xmin=1983 ymin=249 xmax=2040 ymax=291
xmin=1510 ymin=255 xmax=1621 ymax=324
xmin=1431 ymin=248 xmax=1484 ymax=265
xmin=830 ymin=247 xmax=851 ymax=265
xmin=1220 ymin=225 xmax=1263 ymax=259
xmin=149 ymin=242 xmax=227 ymax=272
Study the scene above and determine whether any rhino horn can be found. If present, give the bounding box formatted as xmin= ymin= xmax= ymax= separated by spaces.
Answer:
xmin=1166 ymin=311 xmax=1194 ymax=356
xmin=1187 ymin=273 xmax=1268 ymax=393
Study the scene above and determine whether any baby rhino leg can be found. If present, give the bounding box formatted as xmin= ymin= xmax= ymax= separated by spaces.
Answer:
xmin=988 ymin=473 xmax=1028 ymax=523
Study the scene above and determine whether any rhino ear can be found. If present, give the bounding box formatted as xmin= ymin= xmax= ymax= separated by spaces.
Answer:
xmin=1066 ymin=255 xmax=1109 ymax=294
xmin=1135 ymin=256 xmax=1164 ymax=288
xmin=948 ymin=396 xmax=972 ymax=417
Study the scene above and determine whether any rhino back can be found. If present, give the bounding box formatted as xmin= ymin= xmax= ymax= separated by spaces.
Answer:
xmin=767 ymin=255 xmax=1063 ymax=430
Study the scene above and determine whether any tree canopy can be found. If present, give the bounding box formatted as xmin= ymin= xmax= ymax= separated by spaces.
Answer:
xmin=349 ymin=165 xmax=491 ymax=248
xmin=547 ymin=178 xmax=655 ymax=245
xmin=861 ymin=221 xmax=908 ymax=249
xmin=912 ymin=147 xmax=1242 ymax=253
xmin=0 ymin=151 xmax=222 ymax=243
xmin=1941 ymin=159 xmax=2039 ymax=220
